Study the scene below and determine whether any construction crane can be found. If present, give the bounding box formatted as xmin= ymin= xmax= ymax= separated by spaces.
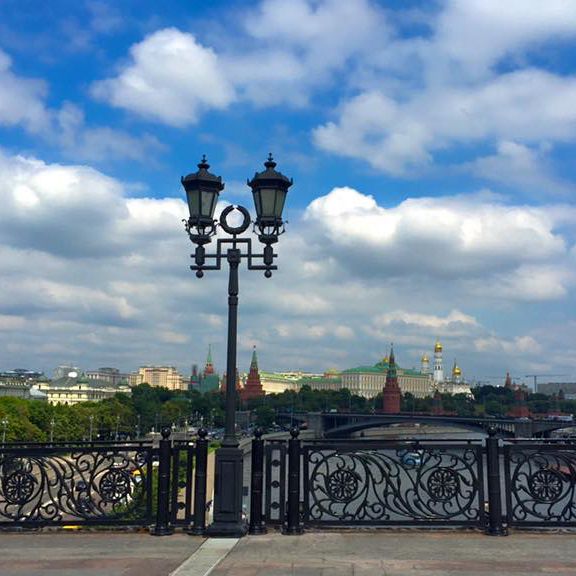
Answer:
xmin=525 ymin=374 xmax=566 ymax=393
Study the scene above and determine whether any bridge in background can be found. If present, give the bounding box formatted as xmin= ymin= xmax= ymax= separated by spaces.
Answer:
xmin=276 ymin=411 xmax=573 ymax=438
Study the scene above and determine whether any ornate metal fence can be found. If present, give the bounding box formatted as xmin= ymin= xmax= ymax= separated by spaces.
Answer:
xmin=0 ymin=428 xmax=210 ymax=534
xmin=504 ymin=440 xmax=576 ymax=527
xmin=302 ymin=440 xmax=485 ymax=527
xmin=0 ymin=441 xmax=155 ymax=527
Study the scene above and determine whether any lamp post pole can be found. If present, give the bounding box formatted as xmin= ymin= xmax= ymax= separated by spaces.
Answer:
xmin=182 ymin=154 xmax=292 ymax=537
xmin=1 ymin=418 xmax=7 ymax=444
xmin=89 ymin=415 xmax=94 ymax=442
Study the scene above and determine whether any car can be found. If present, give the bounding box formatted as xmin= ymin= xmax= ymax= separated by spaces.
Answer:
xmin=399 ymin=450 xmax=423 ymax=468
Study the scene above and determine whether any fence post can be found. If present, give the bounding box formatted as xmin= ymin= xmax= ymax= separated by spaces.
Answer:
xmin=189 ymin=428 xmax=209 ymax=536
xmin=485 ymin=426 xmax=507 ymax=536
xmin=249 ymin=427 xmax=266 ymax=534
xmin=150 ymin=426 xmax=175 ymax=536
xmin=282 ymin=427 xmax=303 ymax=535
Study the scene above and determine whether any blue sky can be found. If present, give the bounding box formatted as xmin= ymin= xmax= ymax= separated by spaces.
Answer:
xmin=1 ymin=0 xmax=576 ymax=385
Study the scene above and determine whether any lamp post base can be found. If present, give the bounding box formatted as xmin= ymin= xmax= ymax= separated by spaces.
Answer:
xmin=205 ymin=445 xmax=247 ymax=538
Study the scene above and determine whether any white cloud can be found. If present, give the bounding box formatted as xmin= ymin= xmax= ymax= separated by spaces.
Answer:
xmin=313 ymin=70 xmax=576 ymax=175
xmin=304 ymin=187 xmax=573 ymax=288
xmin=92 ymin=28 xmax=236 ymax=125
xmin=0 ymin=49 xmax=50 ymax=133
xmin=467 ymin=141 xmax=573 ymax=197
xmin=374 ymin=310 xmax=478 ymax=330
xmin=474 ymin=335 xmax=542 ymax=355
xmin=0 ymin=150 xmax=574 ymax=380
xmin=55 ymin=102 xmax=164 ymax=163
xmin=90 ymin=1 xmax=389 ymax=115
xmin=432 ymin=0 xmax=576 ymax=80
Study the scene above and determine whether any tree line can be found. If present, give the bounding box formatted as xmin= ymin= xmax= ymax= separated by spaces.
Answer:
xmin=0 ymin=383 xmax=573 ymax=442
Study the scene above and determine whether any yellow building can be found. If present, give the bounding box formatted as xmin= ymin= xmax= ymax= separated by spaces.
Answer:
xmin=130 ymin=366 xmax=186 ymax=391
xmin=37 ymin=374 xmax=130 ymax=405
xmin=341 ymin=358 xmax=433 ymax=399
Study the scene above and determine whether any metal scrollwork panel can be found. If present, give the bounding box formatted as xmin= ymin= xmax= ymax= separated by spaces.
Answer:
xmin=303 ymin=444 xmax=483 ymax=526
xmin=505 ymin=445 xmax=576 ymax=526
xmin=0 ymin=446 xmax=154 ymax=526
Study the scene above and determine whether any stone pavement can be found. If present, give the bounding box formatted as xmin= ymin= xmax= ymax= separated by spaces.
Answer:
xmin=209 ymin=530 xmax=576 ymax=576
xmin=0 ymin=531 xmax=204 ymax=576
xmin=2 ymin=529 xmax=576 ymax=576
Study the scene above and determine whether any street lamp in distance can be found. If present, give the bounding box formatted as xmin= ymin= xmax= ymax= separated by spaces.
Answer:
xmin=182 ymin=154 xmax=292 ymax=537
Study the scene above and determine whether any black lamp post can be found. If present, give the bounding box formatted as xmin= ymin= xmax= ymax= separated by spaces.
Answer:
xmin=182 ymin=154 xmax=292 ymax=537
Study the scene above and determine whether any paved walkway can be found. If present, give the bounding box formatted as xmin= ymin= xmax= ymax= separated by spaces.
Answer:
xmin=0 ymin=531 xmax=204 ymax=576
xmin=2 ymin=529 xmax=576 ymax=576
xmin=209 ymin=530 xmax=576 ymax=576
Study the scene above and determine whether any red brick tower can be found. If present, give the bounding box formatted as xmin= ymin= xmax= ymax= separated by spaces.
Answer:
xmin=504 ymin=372 xmax=513 ymax=389
xmin=240 ymin=347 xmax=265 ymax=402
xmin=382 ymin=346 xmax=401 ymax=414
xmin=509 ymin=386 xmax=530 ymax=418
xmin=204 ymin=344 xmax=215 ymax=376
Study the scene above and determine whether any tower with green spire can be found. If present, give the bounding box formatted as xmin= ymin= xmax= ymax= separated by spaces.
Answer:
xmin=199 ymin=344 xmax=220 ymax=393
xmin=204 ymin=344 xmax=215 ymax=376
xmin=240 ymin=346 xmax=264 ymax=401
xmin=382 ymin=345 xmax=401 ymax=414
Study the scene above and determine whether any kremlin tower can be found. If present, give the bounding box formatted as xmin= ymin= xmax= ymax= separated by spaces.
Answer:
xmin=204 ymin=344 xmax=215 ymax=376
xmin=433 ymin=339 xmax=444 ymax=385
xmin=240 ymin=347 xmax=265 ymax=402
xmin=382 ymin=346 xmax=401 ymax=414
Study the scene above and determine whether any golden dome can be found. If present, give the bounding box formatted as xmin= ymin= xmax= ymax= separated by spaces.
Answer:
xmin=453 ymin=365 xmax=462 ymax=376
xmin=421 ymin=353 xmax=429 ymax=362
xmin=434 ymin=340 xmax=443 ymax=353
xmin=383 ymin=356 xmax=389 ymax=364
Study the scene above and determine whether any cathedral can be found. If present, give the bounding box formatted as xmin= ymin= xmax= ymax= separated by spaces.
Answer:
xmin=341 ymin=340 xmax=472 ymax=399
xmin=421 ymin=340 xmax=471 ymax=396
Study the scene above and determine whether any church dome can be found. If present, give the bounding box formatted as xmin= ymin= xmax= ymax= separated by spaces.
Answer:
xmin=434 ymin=340 xmax=443 ymax=353
xmin=421 ymin=353 xmax=429 ymax=362
xmin=453 ymin=365 xmax=462 ymax=376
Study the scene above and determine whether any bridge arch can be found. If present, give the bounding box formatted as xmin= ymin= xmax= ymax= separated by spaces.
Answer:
xmin=323 ymin=416 xmax=515 ymax=438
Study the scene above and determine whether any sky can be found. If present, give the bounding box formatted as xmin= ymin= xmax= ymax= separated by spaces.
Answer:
xmin=1 ymin=0 xmax=576 ymax=386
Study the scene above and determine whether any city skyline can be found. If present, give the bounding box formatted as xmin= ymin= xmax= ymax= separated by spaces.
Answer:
xmin=0 ymin=1 xmax=575 ymax=381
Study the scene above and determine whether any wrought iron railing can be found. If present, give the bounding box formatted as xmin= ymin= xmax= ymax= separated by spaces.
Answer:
xmin=2 ymin=426 xmax=576 ymax=536
xmin=0 ymin=441 xmax=155 ymax=527
xmin=249 ymin=428 xmax=576 ymax=536
xmin=0 ymin=427 xmax=209 ymax=534
xmin=504 ymin=440 xmax=576 ymax=527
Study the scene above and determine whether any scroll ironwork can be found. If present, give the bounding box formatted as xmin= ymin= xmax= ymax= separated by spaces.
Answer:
xmin=0 ymin=444 xmax=154 ymax=527
xmin=302 ymin=442 xmax=484 ymax=527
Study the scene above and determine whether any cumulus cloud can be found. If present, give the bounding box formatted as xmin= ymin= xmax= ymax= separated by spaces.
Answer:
xmin=0 ymin=150 xmax=574 ymax=378
xmin=91 ymin=0 xmax=389 ymax=115
xmin=92 ymin=28 xmax=236 ymax=125
xmin=431 ymin=0 xmax=576 ymax=80
xmin=0 ymin=49 xmax=50 ymax=132
xmin=467 ymin=141 xmax=574 ymax=197
xmin=313 ymin=70 xmax=576 ymax=175
xmin=304 ymin=187 xmax=573 ymax=293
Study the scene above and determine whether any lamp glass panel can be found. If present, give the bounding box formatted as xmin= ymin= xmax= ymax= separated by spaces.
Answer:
xmin=259 ymin=188 xmax=278 ymax=218
xmin=274 ymin=189 xmax=287 ymax=218
xmin=186 ymin=189 xmax=201 ymax=218
xmin=201 ymin=190 xmax=217 ymax=218
xmin=252 ymin=189 xmax=263 ymax=217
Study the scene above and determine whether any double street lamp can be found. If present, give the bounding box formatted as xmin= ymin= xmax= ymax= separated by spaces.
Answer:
xmin=182 ymin=154 xmax=292 ymax=536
